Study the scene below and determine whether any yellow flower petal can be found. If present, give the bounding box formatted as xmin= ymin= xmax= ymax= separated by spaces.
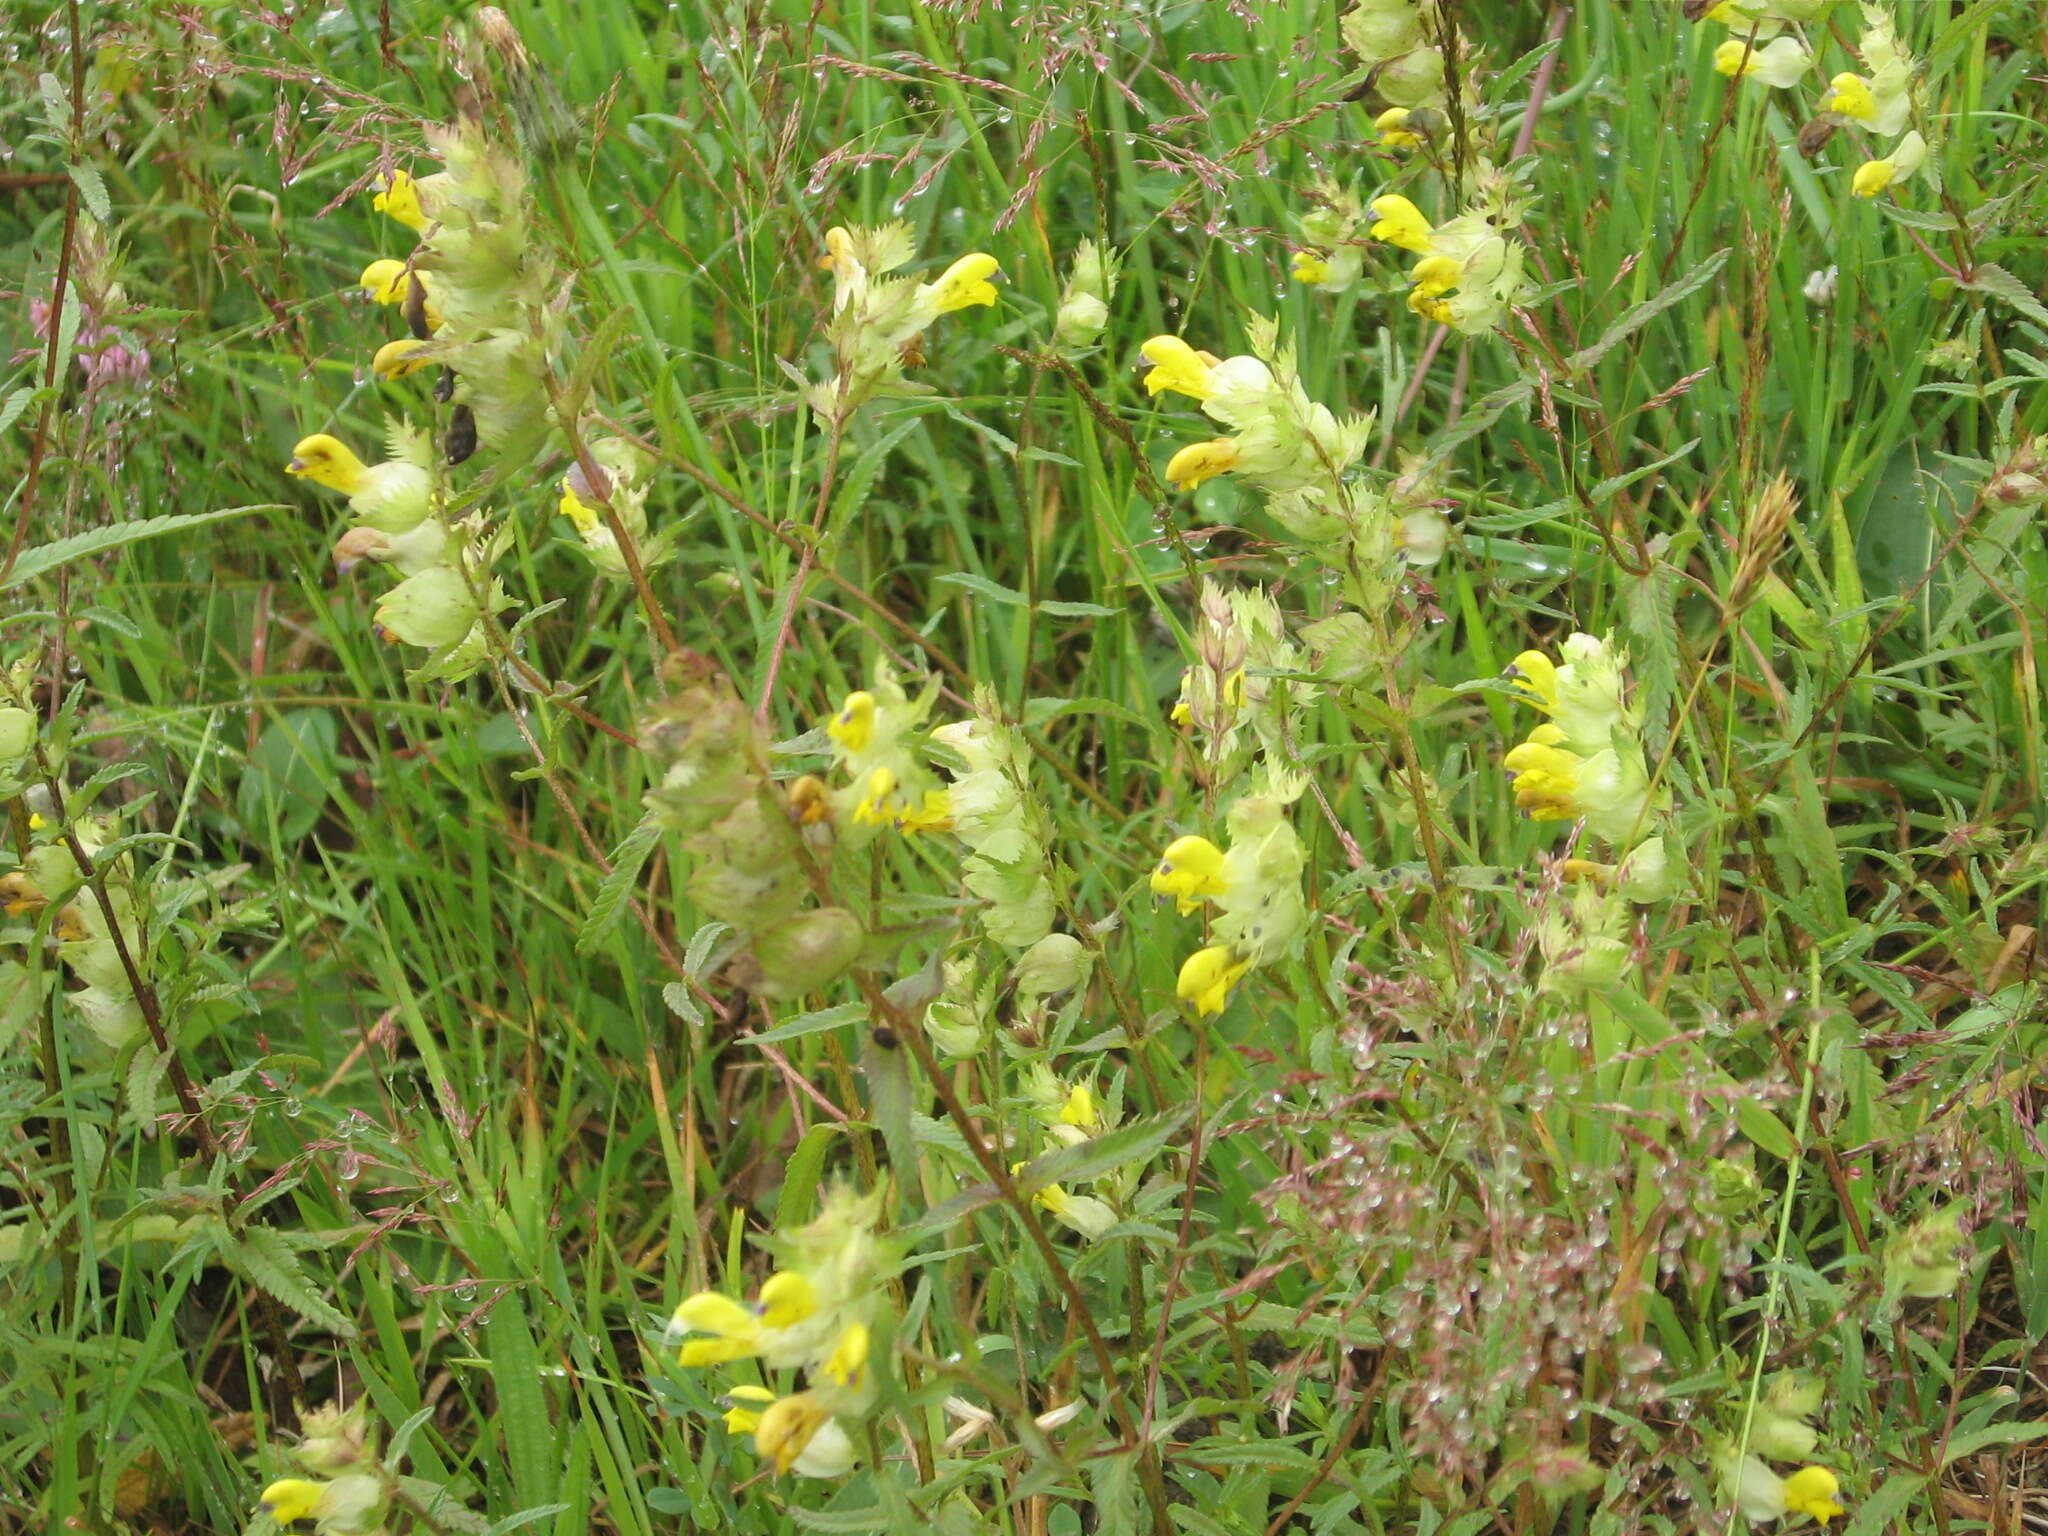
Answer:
xmin=1164 ymin=439 xmax=1240 ymax=492
xmin=1151 ymin=834 xmax=1227 ymax=914
xmin=1139 ymin=336 xmax=1216 ymax=399
xmin=924 ymin=252 xmax=1000 ymax=313
xmin=756 ymin=1270 xmax=818 ymax=1328
xmin=1823 ymin=72 xmax=1877 ymax=120
xmin=827 ymin=691 xmax=876 ymax=753
xmin=1367 ymin=194 xmax=1435 ymax=255
xmin=1176 ymin=945 xmax=1251 ymax=1016
xmin=1781 ymin=1466 xmax=1845 ymax=1524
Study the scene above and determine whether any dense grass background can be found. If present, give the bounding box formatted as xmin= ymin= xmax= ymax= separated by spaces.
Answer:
xmin=3 ymin=1 xmax=2047 ymax=1532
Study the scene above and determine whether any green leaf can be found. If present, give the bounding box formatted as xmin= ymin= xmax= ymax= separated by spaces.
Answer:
xmin=1838 ymin=1471 xmax=1926 ymax=1536
xmin=1960 ymin=262 xmax=2048 ymax=331
xmin=937 ymin=570 xmax=1121 ymax=618
xmin=68 ymin=163 xmax=110 ymax=222
xmin=1012 ymin=1106 xmax=1192 ymax=1194
xmin=236 ymin=708 xmax=341 ymax=844
xmin=1939 ymin=1419 xmax=2048 ymax=1466
xmin=2 ymin=506 xmax=283 ymax=591
xmin=574 ymin=812 xmax=663 ymax=954
xmin=746 ymin=1000 xmax=866 ymax=1045
xmin=214 ymin=1225 xmax=357 ymax=1337
xmin=1566 ymin=248 xmax=1729 ymax=373
xmin=486 ymin=1297 xmax=557 ymax=1506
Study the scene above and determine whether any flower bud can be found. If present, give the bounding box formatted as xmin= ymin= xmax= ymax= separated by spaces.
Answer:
xmin=295 ymin=1401 xmax=374 ymax=1475
xmin=1012 ymin=932 xmax=1090 ymax=997
xmin=0 ymin=707 xmax=33 ymax=763
xmin=745 ymin=908 xmax=864 ymax=999
xmin=373 ymin=567 xmax=478 ymax=650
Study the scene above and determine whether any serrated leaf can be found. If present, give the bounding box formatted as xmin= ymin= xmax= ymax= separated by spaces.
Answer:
xmin=68 ymin=163 xmax=110 ymax=222
xmin=2 ymin=506 xmax=282 ymax=591
xmin=1014 ymin=1106 xmax=1191 ymax=1193
xmin=215 ymin=1224 xmax=357 ymax=1337
xmin=1566 ymin=249 xmax=1729 ymax=373
xmin=574 ymin=813 xmax=662 ymax=954
xmin=746 ymin=1000 xmax=865 ymax=1045
xmin=1960 ymin=262 xmax=2048 ymax=332
xmin=1939 ymin=1419 xmax=2048 ymax=1466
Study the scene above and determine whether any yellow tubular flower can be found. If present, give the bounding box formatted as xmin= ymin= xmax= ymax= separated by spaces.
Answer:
xmin=852 ymin=766 xmax=900 ymax=827
xmin=923 ymin=252 xmax=1000 ymax=312
xmin=1177 ymin=945 xmax=1252 ymax=1016
xmin=756 ymin=1270 xmax=819 ymax=1328
xmin=754 ymin=1393 xmax=835 ymax=1473
xmin=358 ymin=259 xmax=444 ymax=330
xmin=1291 ymin=251 xmax=1331 ymax=284
xmin=822 ymin=1322 xmax=870 ymax=1387
xmin=1823 ymin=72 xmax=1877 ymax=119
xmin=260 ymin=1479 xmax=328 ymax=1525
xmin=558 ymin=481 xmax=600 ymax=533
xmin=1059 ymin=1084 xmax=1098 ymax=1129
xmin=722 ymin=1385 xmax=776 ymax=1435
xmin=1164 ymin=439 xmax=1240 ymax=492
xmin=1851 ymin=158 xmax=1895 ymax=198
xmin=1507 ymin=649 xmax=1559 ymax=708
xmin=1501 ymin=725 xmax=1583 ymax=821
xmin=1409 ymin=254 xmax=1463 ymax=296
xmin=896 ymin=789 xmax=953 ymax=835
xmin=1781 ymin=1467 xmax=1845 ymax=1524
xmin=1367 ymin=194 xmax=1435 ymax=254
xmin=827 ymin=691 xmax=876 ymax=752
xmin=371 ymin=338 xmax=433 ymax=380
xmin=372 ymin=169 xmax=426 ymax=229
xmin=1151 ymin=834 xmax=1227 ymax=914
xmin=1375 ymin=106 xmax=1421 ymax=148
xmin=820 ymin=225 xmax=854 ymax=272
xmin=1139 ymin=335 xmax=1217 ymax=399
xmin=673 ymin=1291 xmax=763 ymax=1366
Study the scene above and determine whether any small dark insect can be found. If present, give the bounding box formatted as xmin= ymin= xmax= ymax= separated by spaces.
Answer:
xmin=871 ymin=1024 xmax=900 ymax=1050
xmin=446 ymin=405 xmax=479 ymax=465
xmin=433 ymin=367 xmax=456 ymax=404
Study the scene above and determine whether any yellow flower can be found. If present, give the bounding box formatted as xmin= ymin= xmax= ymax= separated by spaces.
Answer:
xmin=558 ymin=480 xmax=600 ymax=533
xmin=260 ymin=1480 xmax=328 ymax=1526
xmin=257 ymin=1474 xmax=385 ymax=1532
xmin=820 ymin=225 xmax=855 ymax=272
xmin=827 ymin=691 xmax=876 ymax=753
xmin=1409 ymin=254 xmax=1463 ymax=297
xmin=1059 ymin=1083 xmax=1098 ymax=1129
xmin=1151 ymin=834 xmax=1227 ymax=914
xmin=1139 ymin=335 xmax=1217 ymax=399
xmin=1851 ymin=158 xmax=1895 ymax=198
xmin=1164 ymin=439 xmax=1241 ymax=491
xmin=1781 ymin=1466 xmax=1845 ymax=1524
xmin=1822 ymin=71 xmax=1877 ymax=120
xmin=1291 ymin=251 xmax=1331 ymax=284
xmin=672 ymin=1269 xmax=818 ymax=1367
xmin=1713 ymin=36 xmax=1811 ymax=88
xmin=721 ymin=1384 xmax=775 ymax=1434
xmin=757 ymin=1269 xmax=819 ymax=1327
xmin=1507 ymin=647 xmax=1559 ymax=708
xmin=1367 ymin=194 xmax=1435 ymax=254
xmin=1177 ymin=944 xmax=1251 ymax=1016
xmin=753 ymin=1392 xmax=855 ymax=1475
xmin=822 ymin=1321 xmax=869 ymax=1388
xmin=370 ymin=338 xmax=433 ymax=381
xmin=372 ymin=168 xmax=425 ymax=230
xmin=1501 ymin=724 xmax=1584 ymax=822
xmin=852 ymin=766 xmax=901 ymax=827
xmin=921 ymin=252 xmax=1000 ymax=313
xmin=1375 ymin=106 xmax=1422 ymax=148
xmin=896 ymin=788 xmax=953 ymax=835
